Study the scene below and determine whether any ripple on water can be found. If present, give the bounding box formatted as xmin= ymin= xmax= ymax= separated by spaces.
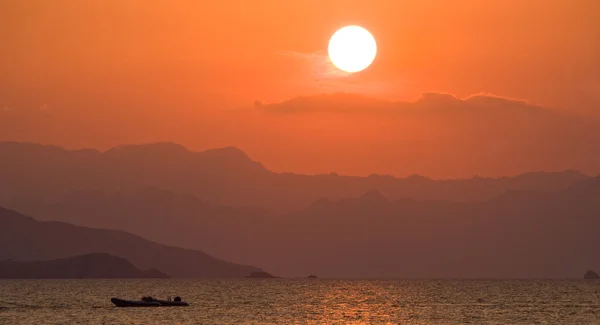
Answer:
xmin=0 ymin=279 xmax=598 ymax=324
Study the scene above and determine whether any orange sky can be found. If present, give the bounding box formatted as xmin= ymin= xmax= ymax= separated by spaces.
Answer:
xmin=1 ymin=0 xmax=599 ymax=177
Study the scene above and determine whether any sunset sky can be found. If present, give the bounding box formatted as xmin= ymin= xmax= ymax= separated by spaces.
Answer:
xmin=1 ymin=0 xmax=599 ymax=177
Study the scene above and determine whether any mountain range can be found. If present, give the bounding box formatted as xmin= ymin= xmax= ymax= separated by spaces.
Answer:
xmin=0 ymin=253 xmax=169 ymax=279
xmin=6 ymin=176 xmax=600 ymax=279
xmin=0 ymin=207 xmax=261 ymax=277
xmin=1 ymin=142 xmax=598 ymax=278
xmin=0 ymin=141 xmax=592 ymax=213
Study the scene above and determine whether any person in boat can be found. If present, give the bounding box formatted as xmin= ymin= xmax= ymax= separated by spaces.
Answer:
xmin=174 ymin=296 xmax=181 ymax=302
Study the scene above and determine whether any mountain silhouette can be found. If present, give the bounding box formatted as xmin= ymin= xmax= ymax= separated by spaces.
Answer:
xmin=0 ymin=253 xmax=169 ymax=279
xmin=6 ymin=187 xmax=272 ymax=253
xmin=0 ymin=207 xmax=262 ymax=277
xmin=8 ymin=178 xmax=599 ymax=279
xmin=0 ymin=142 xmax=591 ymax=213
xmin=1 ymin=142 xmax=598 ymax=278
xmin=358 ymin=189 xmax=389 ymax=205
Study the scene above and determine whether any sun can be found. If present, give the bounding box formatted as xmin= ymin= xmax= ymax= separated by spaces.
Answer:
xmin=328 ymin=25 xmax=377 ymax=73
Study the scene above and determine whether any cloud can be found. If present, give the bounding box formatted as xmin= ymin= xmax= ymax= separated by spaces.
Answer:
xmin=278 ymin=51 xmax=405 ymax=97
xmin=258 ymin=92 xmax=394 ymax=114
xmin=249 ymin=91 xmax=600 ymax=178
xmin=257 ymin=92 xmax=549 ymax=116
xmin=279 ymin=50 xmax=352 ymax=79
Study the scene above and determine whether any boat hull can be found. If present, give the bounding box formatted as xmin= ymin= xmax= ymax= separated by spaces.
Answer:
xmin=111 ymin=297 xmax=189 ymax=307
xmin=111 ymin=298 xmax=160 ymax=307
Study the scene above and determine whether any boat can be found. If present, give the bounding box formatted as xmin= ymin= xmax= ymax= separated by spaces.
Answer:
xmin=111 ymin=296 xmax=189 ymax=307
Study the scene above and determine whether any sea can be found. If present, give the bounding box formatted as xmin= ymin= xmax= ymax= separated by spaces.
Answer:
xmin=0 ymin=279 xmax=598 ymax=324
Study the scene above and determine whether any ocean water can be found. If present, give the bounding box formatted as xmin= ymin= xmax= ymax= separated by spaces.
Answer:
xmin=0 ymin=279 xmax=598 ymax=324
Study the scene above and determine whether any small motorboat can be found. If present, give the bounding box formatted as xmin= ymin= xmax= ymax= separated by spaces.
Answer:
xmin=111 ymin=296 xmax=189 ymax=307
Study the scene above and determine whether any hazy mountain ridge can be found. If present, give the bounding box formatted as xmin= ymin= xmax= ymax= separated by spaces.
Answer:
xmin=2 ymin=142 xmax=598 ymax=278
xmin=8 ymin=187 xmax=272 ymax=252
xmin=0 ymin=253 xmax=169 ymax=279
xmin=0 ymin=207 xmax=262 ymax=277
xmin=0 ymin=142 xmax=591 ymax=213
xmin=239 ymin=178 xmax=600 ymax=278
xmin=8 ymin=178 xmax=600 ymax=279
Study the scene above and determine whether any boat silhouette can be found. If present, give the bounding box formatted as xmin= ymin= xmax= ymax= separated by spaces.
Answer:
xmin=111 ymin=296 xmax=189 ymax=307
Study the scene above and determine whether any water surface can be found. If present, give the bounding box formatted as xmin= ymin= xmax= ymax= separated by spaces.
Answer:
xmin=1 ymin=279 xmax=598 ymax=324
